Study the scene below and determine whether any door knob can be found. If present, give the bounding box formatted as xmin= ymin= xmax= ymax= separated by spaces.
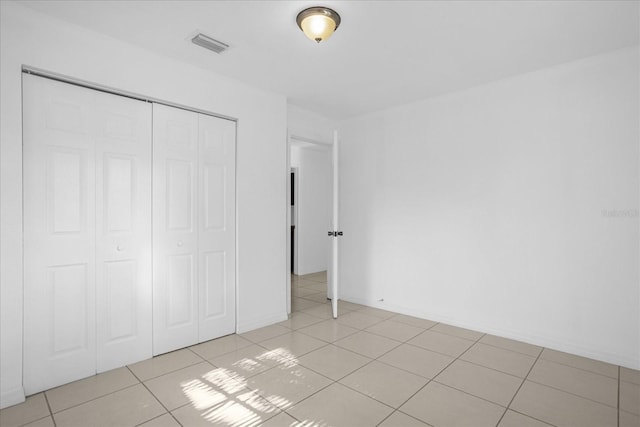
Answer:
xmin=116 ymin=245 xmax=124 ymax=252
xmin=177 ymin=241 xmax=183 ymax=247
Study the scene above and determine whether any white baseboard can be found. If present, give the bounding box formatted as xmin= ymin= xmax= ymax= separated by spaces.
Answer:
xmin=1 ymin=385 xmax=25 ymax=410
xmin=237 ymin=311 xmax=288 ymax=334
xmin=339 ymin=294 xmax=640 ymax=370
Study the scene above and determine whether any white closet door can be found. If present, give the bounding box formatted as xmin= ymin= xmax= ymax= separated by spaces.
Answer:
xmin=94 ymin=93 xmax=152 ymax=372
xmin=23 ymin=74 xmax=97 ymax=394
xmin=152 ymin=104 xmax=199 ymax=355
xmin=23 ymin=75 xmax=153 ymax=393
xmin=198 ymin=113 xmax=236 ymax=342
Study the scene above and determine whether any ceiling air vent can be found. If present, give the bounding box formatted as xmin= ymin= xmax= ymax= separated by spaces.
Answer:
xmin=191 ymin=33 xmax=229 ymax=54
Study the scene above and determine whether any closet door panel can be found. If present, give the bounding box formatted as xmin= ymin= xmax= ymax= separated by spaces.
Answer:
xmin=24 ymin=74 xmax=153 ymax=392
xmin=153 ymin=104 xmax=199 ymax=355
xmin=198 ymin=114 xmax=236 ymax=342
xmin=95 ymin=93 xmax=152 ymax=372
xmin=23 ymin=74 xmax=97 ymax=394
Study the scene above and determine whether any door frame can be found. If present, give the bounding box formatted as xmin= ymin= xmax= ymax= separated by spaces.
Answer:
xmin=286 ymin=132 xmax=335 ymax=315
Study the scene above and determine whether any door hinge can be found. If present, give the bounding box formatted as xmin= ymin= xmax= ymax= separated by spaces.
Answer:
xmin=328 ymin=231 xmax=344 ymax=237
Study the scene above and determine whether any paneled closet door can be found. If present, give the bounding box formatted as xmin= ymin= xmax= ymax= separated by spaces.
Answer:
xmin=94 ymin=92 xmax=153 ymax=372
xmin=23 ymin=74 xmax=153 ymax=394
xmin=23 ymin=74 xmax=97 ymax=395
xmin=198 ymin=113 xmax=236 ymax=342
xmin=152 ymin=104 xmax=199 ymax=355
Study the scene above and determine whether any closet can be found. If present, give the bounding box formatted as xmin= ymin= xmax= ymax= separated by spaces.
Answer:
xmin=22 ymin=74 xmax=236 ymax=394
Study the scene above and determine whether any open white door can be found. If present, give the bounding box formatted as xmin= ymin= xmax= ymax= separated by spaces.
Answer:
xmin=330 ymin=131 xmax=340 ymax=318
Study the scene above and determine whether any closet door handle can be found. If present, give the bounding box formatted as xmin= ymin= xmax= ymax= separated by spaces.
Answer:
xmin=177 ymin=240 xmax=183 ymax=247
xmin=116 ymin=245 xmax=124 ymax=252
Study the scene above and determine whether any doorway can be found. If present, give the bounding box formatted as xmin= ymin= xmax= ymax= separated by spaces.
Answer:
xmin=287 ymin=136 xmax=333 ymax=315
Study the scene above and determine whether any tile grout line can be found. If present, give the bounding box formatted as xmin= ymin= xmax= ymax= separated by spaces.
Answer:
xmin=536 ymin=352 xmax=619 ymax=380
xmin=505 ymin=408 xmax=556 ymax=427
xmin=495 ymin=346 xmax=545 ymax=427
xmin=380 ymin=330 xmax=489 ymax=425
xmin=375 ymin=409 xmax=435 ymax=427
xmin=475 ymin=339 xmax=542 ymax=358
xmin=126 ymin=365 xmax=183 ymax=427
xmin=42 ymin=392 xmax=57 ymax=427
xmin=45 ymin=382 xmax=142 ymax=418
xmin=523 ymin=377 xmax=620 ymax=410
xmin=129 ymin=352 xmax=207 ymax=383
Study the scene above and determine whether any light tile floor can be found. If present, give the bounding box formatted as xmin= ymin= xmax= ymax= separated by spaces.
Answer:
xmin=2 ymin=271 xmax=639 ymax=426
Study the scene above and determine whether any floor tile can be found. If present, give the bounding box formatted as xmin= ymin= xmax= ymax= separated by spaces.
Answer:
xmin=379 ymin=344 xmax=453 ymax=379
xmin=338 ymin=301 xmax=367 ymax=311
xmin=528 ymin=358 xmax=617 ymax=407
xmin=302 ymin=282 xmax=326 ymax=293
xmin=408 ymin=330 xmax=475 ymax=357
xmin=298 ymin=344 xmax=371 ymax=380
xmin=144 ymin=362 xmax=228 ymax=411
xmin=303 ymin=271 xmax=327 ymax=280
xmin=391 ymin=314 xmax=438 ymax=329
xmin=357 ymin=306 xmax=396 ymax=319
xmin=298 ymin=319 xmax=359 ymax=343
xmin=138 ymin=413 xmax=181 ymax=427
xmin=620 ymin=380 xmax=640 ymax=415
xmin=335 ymin=311 xmax=384 ymax=329
xmin=22 ymin=416 xmax=55 ymax=427
xmin=171 ymin=389 xmax=280 ymax=426
xmin=299 ymin=292 xmax=331 ymax=304
xmin=340 ymin=360 xmax=428 ymax=408
xmin=498 ymin=410 xmax=553 ymax=427
xmin=52 ymin=384 xmax=165 ymax=427
xmin=461 ymin=342 xmax=537 ymax=378
xmin=292 ymin=297 xmax=322 ymax=312
xmin=378 ymin=411 xmax=431 ymax=426
xmin=240 ymin=325 xmax=291 ymax=344
xmin=129 ymin=349 xmax=203 ymax=382
xmin=365 ymin=319 xmax=425 ymax=342
xmin=190 ymin=334 xmax=253 ymax=359
xmin=311 ymin=302 xmax=353 ymax=317
xmin=259 ymin=331 xmax=327 ymax=358
xmin=539 ymin=348 xmax=618 ymax=378
xmin=246 ymin=364 xmax=332 ymax=410
xmin=510 ymin=380 xmax=617 ymax=427
xmin=400 ymin=381 xmax=504 ymax=427
xmin=334 ymin=331 xmax=401 ymax=359
xmin=479 ymin=335 xmax=542 ymax=357
xmin=45 ymin=367 xmax=139 ymax=413
xmin=208 ymin=344 xmax=293 ymax=379
xmin=620 ymin=410 xmax=640 ymax=427
xmin=435 ymin=359 xmax=522 ymax=406
xmin=292 ymin=286 xmax=319 ymax=297
xmin=622 ymin=366 xmax=640 ymax=385
xmin=288 ymin=382 xmax=393 ymax=426
xmin=278 ymin=312 xmax=324 ymax=330
xmin=259 ymin=411 xmax=298 ymax=426
xmin=0 ymin=393 xmax=50 ymax=427
xmin=430 ymin=323 xmax=484 ymax=341
xmin=301 ymin=304 xmax=334 ymax=319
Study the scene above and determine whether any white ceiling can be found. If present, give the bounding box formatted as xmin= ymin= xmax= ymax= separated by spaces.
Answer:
xmin=21 ymin=0 xmax=640 ymax=119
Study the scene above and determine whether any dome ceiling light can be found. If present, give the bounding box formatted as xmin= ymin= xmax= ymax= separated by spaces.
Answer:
xmin=296 ymin=6 xmax=341 ymax=43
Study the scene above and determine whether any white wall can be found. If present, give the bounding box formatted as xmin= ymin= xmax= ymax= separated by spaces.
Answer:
xmin=288 ymin=104 xmax=336 ymax=145
xmin=290 ymin=145 xmax=331 ymax=275
xmin=1 ymin=2 xmax=287 ymax=408
xmin=338 ymin=47 xmax=639 ymax=369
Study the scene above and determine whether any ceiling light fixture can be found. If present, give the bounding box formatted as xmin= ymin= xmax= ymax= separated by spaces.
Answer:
xmin=296 ymin=6 xmax=341 ymax=43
